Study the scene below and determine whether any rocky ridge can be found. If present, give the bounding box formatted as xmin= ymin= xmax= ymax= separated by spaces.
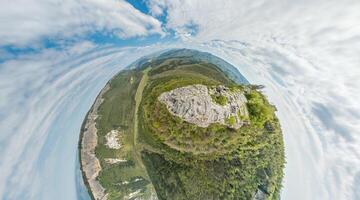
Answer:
xmin=158 ymin=84 xmax=249 ymax=129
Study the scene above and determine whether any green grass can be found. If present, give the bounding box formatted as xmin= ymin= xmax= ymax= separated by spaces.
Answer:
xmin=137 ymin=58 xmax=285 ymax=199
xmin=133 ymin=67 xmax=151 ymax=166
xmin=84 ymin=56 xmax=285 ymax=200
xmin=93 ymin=68 xmax=156 ymax=199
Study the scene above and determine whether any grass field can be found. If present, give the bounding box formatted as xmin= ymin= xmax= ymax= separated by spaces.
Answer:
xmin=94 ymin=68 xmax=156 ymax=199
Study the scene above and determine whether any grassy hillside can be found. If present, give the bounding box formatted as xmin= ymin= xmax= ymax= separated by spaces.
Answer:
xmin=94 ymin=69 xmax=156 ymax=199
xmin=138 ymin=59 xmax=285 ymax=200
xmin=82 ymin=53 xmax=285 ymax=200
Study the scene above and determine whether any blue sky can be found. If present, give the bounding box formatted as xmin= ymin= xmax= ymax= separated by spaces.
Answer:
xmin=0 ymin=0 xmax=176 ymax=61
xmin=1 ymin=1 xmax=360 ymax=200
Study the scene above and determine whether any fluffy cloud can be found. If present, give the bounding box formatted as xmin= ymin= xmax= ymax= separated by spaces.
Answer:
xmin=0 ymin=0 xmax=164 ymax=47
xmin=194 ymin=40 xmax=360 ymax=200
xmin=0 ymin=42 xmax=181 ymax=199
xmin=1 ymin=38 xmax=360 ymax=199
xmin=1 ymin=1 xmax=360 ymax=200
xmin=148 ymin=0 xmax=360 ymax=72
xmin=146 ymin=1 xmax=360 ymax=199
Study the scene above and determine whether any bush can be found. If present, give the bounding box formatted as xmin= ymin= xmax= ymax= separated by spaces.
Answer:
xmin=227 ymin=116 xmax=236 ymax=126
xmin=211 ymin=94 xmax=228 ymax=106
xmin=245 ymin=91 xmax=274 ymax=127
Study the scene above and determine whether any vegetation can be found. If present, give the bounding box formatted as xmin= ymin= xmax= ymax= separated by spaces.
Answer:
xmin=138 ymin=58 xmax=285 ymax=199
xmin=227 ymin=115 xmax=236 ymax=126
xmin=93 ymin=69 xmax=156 ymax=199
xmin=82 ymin=53 xmax=285 ymax=200
xmin=245 ymin=90 xmax=275 ymax=128
xmin=211 ymin=93 xmax=228 ymax=105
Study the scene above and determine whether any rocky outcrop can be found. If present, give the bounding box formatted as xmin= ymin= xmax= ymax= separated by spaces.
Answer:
xmin=158 ymin=84 xmax=249 ymax=129
xmin=81 ymin=85 xmax=109 ymax=200
xmin=253 ymin=189 xmax=267 ymax=200
xmin=104 ymin=158 xmax=127 ymax=164
xmin=105 ymin=130 xmax=121 ymax=149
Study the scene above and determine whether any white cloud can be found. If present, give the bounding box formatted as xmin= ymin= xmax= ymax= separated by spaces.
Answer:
xmin=148 ymin=0 xmax=360 ymax=70
xmin=1 ymin=1 xmax=360 ymax=200
xmin=146 ymin=0 xmax=166 ymax=16
xmin=146 ymin=1 xmax=360 ymax=199
xmin=0 ymin=42 xmax=169 ymax=199
xmin=197 ymin=40 xmax=360 ymax=200
xmin=1 ymin=38 xmax=360 ymax=199
xmin=0 ymin=0 xmax=165 ymax=47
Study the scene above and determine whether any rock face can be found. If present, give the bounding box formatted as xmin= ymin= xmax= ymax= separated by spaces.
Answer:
xmin=158 ymin=84 xmax=249 ymax=129
xmin=81 ymin=85 xmax=109 ymax=200
xmin=253 ymin=188 xmax=267 ymax=200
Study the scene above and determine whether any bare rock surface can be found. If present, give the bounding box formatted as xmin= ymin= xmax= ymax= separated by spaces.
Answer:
xmin=104 ymin=158 xmax=127 ymax=164
xmin=105 ymin=130 xmax=121 ymax=149
xmin=158 ymin=84 xmax=249 ymax=129
xmin=253 ymin=188 xmax=267 ymax=200
xmin=81 ymin=84 xmax=109 ymax=200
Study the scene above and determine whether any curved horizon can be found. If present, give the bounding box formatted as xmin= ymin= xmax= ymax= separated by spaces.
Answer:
xmin=1 ymin=1 xmax=360 ymax=199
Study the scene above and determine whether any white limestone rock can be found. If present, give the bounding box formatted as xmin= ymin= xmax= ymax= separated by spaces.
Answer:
xmin=104 ymin=158 xmax=127 ymax=164
xmin=158 ymin=84 xmax=249 ymax=129
xmin=105 ymin=130 xmax=121 ymax=149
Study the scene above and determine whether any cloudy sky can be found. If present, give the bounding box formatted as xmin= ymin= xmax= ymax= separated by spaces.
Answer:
xmin=0 ymin=0 xmax=360 ymax=200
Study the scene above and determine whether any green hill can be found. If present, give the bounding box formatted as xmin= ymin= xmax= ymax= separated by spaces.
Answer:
xmin=80 ymin=49 xmax=285 ymax=200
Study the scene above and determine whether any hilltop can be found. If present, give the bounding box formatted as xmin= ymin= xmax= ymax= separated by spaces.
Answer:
xmin=79 ymin=49 xmax=285 ymax=200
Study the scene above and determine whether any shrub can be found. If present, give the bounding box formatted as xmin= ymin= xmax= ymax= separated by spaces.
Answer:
xmin=245 ymin=91 xmax=274 ymax=127
xmin=211 ymin=94 xmax=228 ymax=106
xmin=227 ymin=116 xmax=236 ymax=126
